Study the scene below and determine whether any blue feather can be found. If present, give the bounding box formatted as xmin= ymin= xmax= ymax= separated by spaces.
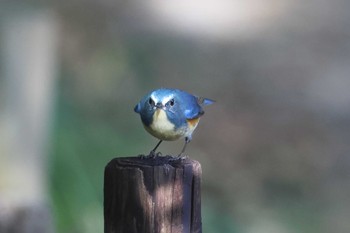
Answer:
xmin=134 ymin=88 xmax=214 ymax=141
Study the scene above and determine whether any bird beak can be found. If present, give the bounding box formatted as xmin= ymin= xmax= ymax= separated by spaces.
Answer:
xmin=155 ymin=102 xmax=163 ymax=109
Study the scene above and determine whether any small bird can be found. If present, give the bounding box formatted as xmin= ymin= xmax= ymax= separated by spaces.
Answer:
xmin=134 ymin=88 xmax=214 ymax=157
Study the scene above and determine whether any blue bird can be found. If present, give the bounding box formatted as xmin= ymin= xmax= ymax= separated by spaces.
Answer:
xmin=134 ymin=88 xmax=214 ymax=157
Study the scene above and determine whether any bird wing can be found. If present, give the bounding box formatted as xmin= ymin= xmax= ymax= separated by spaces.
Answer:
xmin=183 ymin=96 xmax=205 ymax=120
xmin=134 ymin=103 xmax=141 ymax=113
xmin=184 ymin=107 xmax=204 ymax=120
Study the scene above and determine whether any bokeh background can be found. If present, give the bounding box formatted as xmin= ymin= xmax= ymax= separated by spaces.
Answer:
xmin=1 ymin=0 xmax=350 ymax=233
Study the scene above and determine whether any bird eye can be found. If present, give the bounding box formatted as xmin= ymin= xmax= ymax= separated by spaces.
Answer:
xmin=169 ymin=99 xmax=175 ymax=107
xmin=148 ymin=98 xmax=154 ymax=106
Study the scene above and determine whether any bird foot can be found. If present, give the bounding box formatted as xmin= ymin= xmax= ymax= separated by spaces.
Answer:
xmin=167 ymin=154 xmax=188 ymax=163
xmin=138 ymin=154 xmax=147 ymax=159
xmin=176 ymin=153 xmax=189 ymax=160
xmin=139 ymin=151 xmax=163 ymax=159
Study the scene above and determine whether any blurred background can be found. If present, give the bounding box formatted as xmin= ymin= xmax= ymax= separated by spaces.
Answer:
xmin=1 ymin=0 xmax=350 ymax=232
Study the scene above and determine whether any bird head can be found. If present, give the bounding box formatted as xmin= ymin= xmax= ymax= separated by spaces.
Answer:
xmin=134 ymin=89 xmax=179 ymax=125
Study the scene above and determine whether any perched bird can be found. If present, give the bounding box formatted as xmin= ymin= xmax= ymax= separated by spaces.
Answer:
xmin=134 ymin=88 xmax=214 ymax=157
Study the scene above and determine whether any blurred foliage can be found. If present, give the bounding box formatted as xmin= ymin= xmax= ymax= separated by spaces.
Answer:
xmin=49 ymin=58 xmax=147 ymax=233
xmin=26 ymin=0 xmax=350 ymax=232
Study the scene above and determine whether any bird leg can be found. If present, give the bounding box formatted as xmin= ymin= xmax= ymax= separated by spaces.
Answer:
xmin=178 ymin=137 xmax=190 ymax=158
xmin=149 ymin=140 xmax=163 ymax=158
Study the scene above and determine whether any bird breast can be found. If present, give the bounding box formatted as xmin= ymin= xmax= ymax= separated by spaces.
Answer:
xmin=144 ymin=109 xmax=184 ymax=141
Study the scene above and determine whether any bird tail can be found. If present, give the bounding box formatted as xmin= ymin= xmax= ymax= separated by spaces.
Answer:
xmin=197 ymin=97 xmax=216 ymax=106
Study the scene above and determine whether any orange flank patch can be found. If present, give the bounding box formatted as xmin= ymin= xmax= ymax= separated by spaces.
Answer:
xmin=187 ymin=118 xmax=200 ymax=127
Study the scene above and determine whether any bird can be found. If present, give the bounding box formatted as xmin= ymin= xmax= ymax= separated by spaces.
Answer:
xmin=134 ymin=88 xmax=214 ymax=157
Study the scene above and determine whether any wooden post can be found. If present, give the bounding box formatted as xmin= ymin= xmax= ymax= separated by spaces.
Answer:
xmin=104 ymin=156 xmax=202 ymax=233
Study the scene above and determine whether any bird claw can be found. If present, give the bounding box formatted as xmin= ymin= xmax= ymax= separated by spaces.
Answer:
xmin=177 ymin=153 xmax=188 ymax=160
xmin=149 ymin=150 xmax=156 ymax=158
xmin=148 ymin=150 xmax=162 ymax=158
xmin=139 ymin=151 xmax=163 ymax=159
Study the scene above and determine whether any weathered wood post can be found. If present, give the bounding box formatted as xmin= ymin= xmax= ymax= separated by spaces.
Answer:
xmin=104 ymin=156 xmax=202 ymax=233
